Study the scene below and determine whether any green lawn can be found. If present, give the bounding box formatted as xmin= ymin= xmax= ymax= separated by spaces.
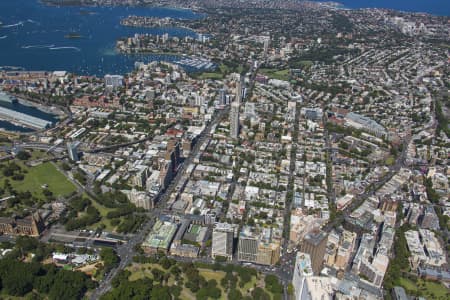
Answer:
xmin=2 ymin=162 xmax=77 ymax=199
xmin=127 ymin=263 xmax=165 ymax=281
xmin=397 ymin=277 xmax=449 ymax=299
xmin=385 ymin=156 xmax=395 ymax=166
xmin=258 ymin=68 xmax=291 ymax=81
xmin=194 ymin=63 xmax=249 ymax=81
xmin=199 ymin=268 xmax=226 ymax=282
xmin=197 ymin=72 xmax=224 ymax=80
xmin=296 ymin=60 xmax=313 ymax=68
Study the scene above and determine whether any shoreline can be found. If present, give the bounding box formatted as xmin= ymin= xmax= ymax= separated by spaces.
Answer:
xmin=16 ymin=97 xmax=65 ymax=117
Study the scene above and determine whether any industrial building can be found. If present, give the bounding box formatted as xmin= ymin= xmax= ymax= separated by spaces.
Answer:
xmin=0 ymin=106 xmax=52 ymax=129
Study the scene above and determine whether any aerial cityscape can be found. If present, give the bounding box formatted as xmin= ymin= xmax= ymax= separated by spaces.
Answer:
xmin=0 ymin=0 xmax=449 ymax=299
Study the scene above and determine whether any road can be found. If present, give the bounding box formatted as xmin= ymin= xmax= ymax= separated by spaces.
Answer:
xmin=278 ymin=96 xmax=301 ymax=292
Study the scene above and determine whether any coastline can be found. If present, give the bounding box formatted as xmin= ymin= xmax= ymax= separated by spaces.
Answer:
xmin=15 ymin=97 xmax=65 ymax=117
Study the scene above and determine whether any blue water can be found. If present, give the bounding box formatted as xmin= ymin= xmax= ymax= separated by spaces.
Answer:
xmin=322 ymin=0 xmax=450 ymax=16
xmin=0 ymin=120 xmax=34 ymax=133
xmin=0 ymin=100 xmax=59 ymax=133
xmin=0 ymin=0 xmax=203 ymax=76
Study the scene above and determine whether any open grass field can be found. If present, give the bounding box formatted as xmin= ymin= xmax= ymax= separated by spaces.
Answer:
xmin=198 ymin=268 xmax=226 ymax=282
xmin=127 ymin=263 xmax=165 ymax=281
xmin=194 ymin=63 xmax=247 ymax=81
xmin=197 ymin=72 xmax=224 ymax=80
xmin=258 ymin=68 xmax=291 ymax=81
xmin=1 ymin=161 xmax=77 ymax=199
xmin=397 ymin=277 xmax=449 ymax=299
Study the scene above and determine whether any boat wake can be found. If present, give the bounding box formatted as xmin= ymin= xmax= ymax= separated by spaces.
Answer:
xmin=21 ymin=44 xmax=55 ymax=49
xmin=26 ymin=19 xmax=40 ymax=25
xmin=2 ymin=19 xmax=39 ymax=29
xmin=49 ymin=46 xmax=81 ymax=51
xmin=2 ymin=21 xmax=24 ymax=28
xmin=0 ymin=36 xmax=7 ymax=40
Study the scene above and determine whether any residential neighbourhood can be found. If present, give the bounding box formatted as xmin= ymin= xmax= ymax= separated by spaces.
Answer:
xmin=0 ymin=0 xmax=449 ymax=299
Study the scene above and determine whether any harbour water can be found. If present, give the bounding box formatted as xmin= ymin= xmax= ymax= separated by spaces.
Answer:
xmin=0 ymin=0 xmax=204 ymax=76
xmin=319 ymin=0 xmax=450 ymax=16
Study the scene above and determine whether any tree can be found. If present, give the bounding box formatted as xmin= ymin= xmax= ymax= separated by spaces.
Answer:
xmin=151 ymin=269 xmax=165 ymax=283
xmin=16 ymin=151 xmax=31 ymax=161
xmin=2 ymin=268 xmax=33 ymax=296
xmin=100 ymin=248 xmax=120 ymax=273
xmin=150 ymin=286 xmax=171 ymax=300
xmin=251 ymin=287 xmax=270 ymax=300
xmin=48 ymin=270 xmax=93 ymax=300
xmin=16 ymin=236 xmax=40 ymax=253
xmin=287 ymin=283 xmax=294 ymax=295
xmin=159 ymin=256 xmax=173 ymax=270
xmin=170 ymin=265 xmax=181 ymax=278
xmin=229 ymin=288 xmax=243 ymax=299
xmin=214 ymin=256 xmax=227 ymax=263
xmin=265 ymin=274 xmax=283 ymax=294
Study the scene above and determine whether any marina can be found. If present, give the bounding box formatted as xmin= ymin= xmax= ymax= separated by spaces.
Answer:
xmin=174 ymin=57 xmax=215 ymax=70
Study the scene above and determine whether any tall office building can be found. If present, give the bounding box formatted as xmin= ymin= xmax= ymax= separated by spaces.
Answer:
xmin=292 ymin=252 xmax=314 ymax=300
xmin=237 ymin=226 xmax=281 ymax=266
xmin=230 ymin=101 xmax=240 ymax=139
xmin=299 ymin=231 xmax=328 ymax=274
xmin=218 ymin=88 xmax=226 ymax=105
xmin=263 ymin=37 xmax=270 ymax=58
xmin=165 ymin=140 xmax=181 ymax=173
xmin=235 ymin=77 xmax=243 ymax=104
xmin=238 ymin=226 xmax=259 ymax=262
xmin=67 ymin=141 xmax=80 ymax=162
xmin=212 ymin=223 xmax=235 ymax=260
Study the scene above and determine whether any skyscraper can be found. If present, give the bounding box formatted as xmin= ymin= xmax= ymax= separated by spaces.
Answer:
xmin=299 ymin=231 xmax=328 ymax=274
xmin=238 ymin=226 xmax=258 ymax=262
xmin=263 ymin=37 xmax=270 ymax=58
xmin=67 ymin=141 xmax=80 ymax=162
xmin=237 ymin=226 xmax=280 ymax=266
xmin=212 ymin=222 xmax=235 ymax=260
xmin=230 ymin=101 xmax=240 ymax=139
xmin=292 ymin=252 xmax=314 ymax=300
xmin=235 ymin=77 xmax=242 ymax=104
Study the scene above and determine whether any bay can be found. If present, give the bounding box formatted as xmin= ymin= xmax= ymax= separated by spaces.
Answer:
xmin=0 ymin=0 xmax=203 ymax=76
